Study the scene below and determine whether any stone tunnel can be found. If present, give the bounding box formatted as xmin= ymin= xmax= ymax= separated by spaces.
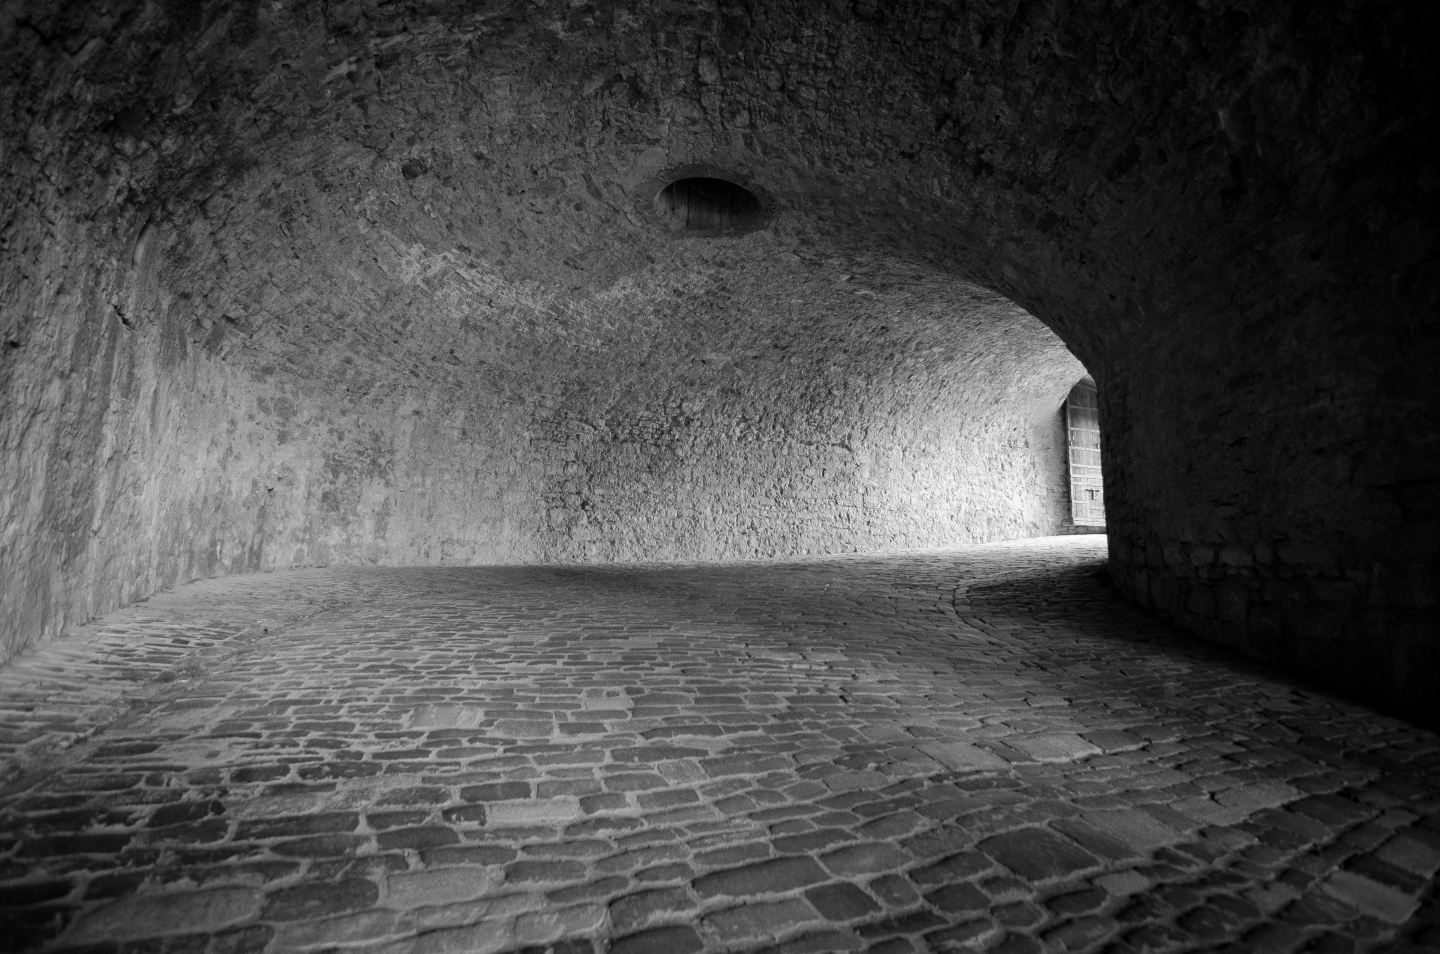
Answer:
xmin=1 ymin=1 xmax=1437 ymax=952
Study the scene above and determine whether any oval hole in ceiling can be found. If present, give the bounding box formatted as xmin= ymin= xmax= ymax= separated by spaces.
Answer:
xmin=656 ymin=176 xmax=765 ymax=234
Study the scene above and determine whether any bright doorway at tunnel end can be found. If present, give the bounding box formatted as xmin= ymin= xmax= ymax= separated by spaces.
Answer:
xmin=1066 ymin=376 xmax=1106 ymax=529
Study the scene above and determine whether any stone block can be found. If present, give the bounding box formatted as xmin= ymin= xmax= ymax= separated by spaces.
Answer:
xmin=370 ymin=810 xmax=432 ymax=830
xmin=273 ymin=909 xmax=409 ymax=948
xmin=460 ymin=782 xmax=532 ymax=801
xmin=421 ymin=845 xmax=516 ymax=867
xmin=701 ymin=753 xmax=794 ymax=777
xmin=148 ymin=800 xmax=225 ymax=827
xmin=207 ymin=924 xmax=274 ymax=954
xmin=441 ymin=804 xmax=488 ymax=824
xmin=379 ymin=786 xmax=449 ymax=806
xmin=506 ymin=860 xmax=588 ymax=884
xmin=261 ymin=879 xmax=380 ymax=921
xmin=856 ymin=908 xmax=947 ymax=937
xmin=925 ymin=920 xmax=1000 ymax=949
xmin=1046 ymin=887 xmax=1107 ymax=916
xmin=1376 ymin=830 xmax=1440 ymax=877
xmin=487 ymin=798 xmax=582 ymax=827
xmin=637 ymin=788 xmax=699 ymax=809
xmin=696 ymin=841 xmax=771 ymax=868
xmin=603 ymin=772 xmax=669 ymax=791
xmin=1078 ymin=730 xmax=1143 ymax=753
xmin=978 ymin=828 xmax=1098 ymax=882
xmin=610 ymin=924 xmax=704 ymax=954
xmin=703 ymin=897 xmax=818 ymax=942
xmin=386 ymin=867 xmax=501 ymax=908
xmin=18 ymin=832 xmax=132 ymax=856
xmin=1319 ymin=870 xmax=1419 ymax=924
xmin=819 ymin=842 xmax=910 ymax=877
xmin=823 ymin=770 xmax=891 ymax=792
xmin=609 ymin=887 xmax=694 ymax=932
xmin=1078 ymin=809 xmax=1184 ymax=852
xmin=63 ymin=887 xmax=261 ymax=943
xmin=924 ymin=882 xmax=990 ymax=914
xmin=1214 ymin=783 xmax=1302 ymax=815
xmin=804 ymin=882 xmax=882 ymax=920
xmin=1007 ymin=733 xmax=1101 ymax=763
xmin=376 ymin=826 xmax=459 ymax=850
xmin=774 ymin=828 xmax=855 ymax=854
xmin=407 ymin=921 xmax=516 ymax=954
xmin=412 ymin=891 xmax=546 ymax=932
xmin=1041 ymin=915 xmax=1116 ymax=950
xmin=1172 ymin=796 xmax=1246 ymax=827
xmin=272 ymin=833 xmax=370 ymax=857
xmin=513 ymin=903 xmax=605 ymax=942
xmin=915 ymin=741 xmax=1008 ymax=772
xmin=1289 ymin=795 xmax=1372 ymax=827
xmin=613 ymin=745 xmax=708 ymax=762
xmin=693 ymin=856 xmax=828 ymax=898
xmin=907 ymin=851 xmax=993 ymax=885
xmin=856 ymin=811 xmax=923 ymax=840
xmin=1094 ymin=870 xmax=1151 ymax=896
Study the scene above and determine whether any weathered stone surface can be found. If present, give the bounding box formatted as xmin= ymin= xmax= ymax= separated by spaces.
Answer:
xmin=1007 ymin=734 xmax=1102 ymax=764
xmin=385 ymin=868 xmax=501 ymax=909
xmin=804 ymin=882 xmax=881 ymax=921
xmin=272 ymin=909 xmax=410 ymax=949
xmin=694 ymin=857 xmax=829 ymax=898
xmin=488 ymin=799 xmax=582 ymax=828
xmin=918 ymin=742 xmax=1011 ymax=773
xmin=1376 ymin=832 xmax=1440 ymax=878
xmin=608 ymin=887 xmax=693 ymax=933
xmin=259 ymin=880 xmax=379 ymax=922
xmin=820 ymin=843 xmax=911 ymax=878
xmin=61 ymin=887 xmax=261 ymax=943
xmin=1319 ymin=871 xmax=1420 ymax=925
xmin=1077 ymin=810 xmax=1185 ymax=854
xmin=979 ymin=829 xmax=1100 ymax=882
xmin=610 ymin=924 xmax=704 ymax=954
xmin=703 ymin=897 xmax=819 ymax=943
xmin=924 ymin=882 xmax=991 ymax=914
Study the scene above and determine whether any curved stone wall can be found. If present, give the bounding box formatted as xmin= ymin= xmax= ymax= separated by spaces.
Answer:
xmin=1 ymin=0 xmax=1435 ymax=724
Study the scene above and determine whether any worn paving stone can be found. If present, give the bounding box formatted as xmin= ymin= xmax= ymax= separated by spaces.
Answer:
xmin=805 ymin=882 xmax=882 ymax=921
xmin=703 ymin=897 xmax=819 ymax=943
xmin=259 ymin=879 xmax=379 ymax=921
xmin=62 ymin=886 xmax=262 ymax=943
xmin=611 ymin=923 xmax=705 ymax=954
xmin=694 ymin=857 xmax=829 ymax=898
xmin=1 ymin=538 xmax=1438 ymax=952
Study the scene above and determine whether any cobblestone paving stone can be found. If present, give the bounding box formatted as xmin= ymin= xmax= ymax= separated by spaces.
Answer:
xmin=1 ymin=537 xmax=1438 ymax=953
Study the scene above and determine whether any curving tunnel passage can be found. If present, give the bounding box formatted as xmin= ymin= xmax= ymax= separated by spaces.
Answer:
xmin=4 ymin=0 xmax=1433 ymax=719
xmin=1 ymin=0 xmax=1438 ymax=950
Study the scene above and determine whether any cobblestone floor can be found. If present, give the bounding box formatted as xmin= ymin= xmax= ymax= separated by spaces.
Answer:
xmin=2 ymin=537 xmax=1438 ymax=954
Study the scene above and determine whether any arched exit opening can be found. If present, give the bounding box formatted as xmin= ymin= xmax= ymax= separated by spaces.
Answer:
xmin=1066 ymin=376 xmax=1105 ymax=528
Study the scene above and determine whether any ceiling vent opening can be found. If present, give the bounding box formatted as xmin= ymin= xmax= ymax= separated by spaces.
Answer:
xmin=657 ymin=177 xmax=766 ymax=235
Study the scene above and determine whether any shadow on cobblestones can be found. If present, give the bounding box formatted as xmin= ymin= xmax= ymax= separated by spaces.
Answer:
xmin=1 ymin=538 xmax=1437 ymax=953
